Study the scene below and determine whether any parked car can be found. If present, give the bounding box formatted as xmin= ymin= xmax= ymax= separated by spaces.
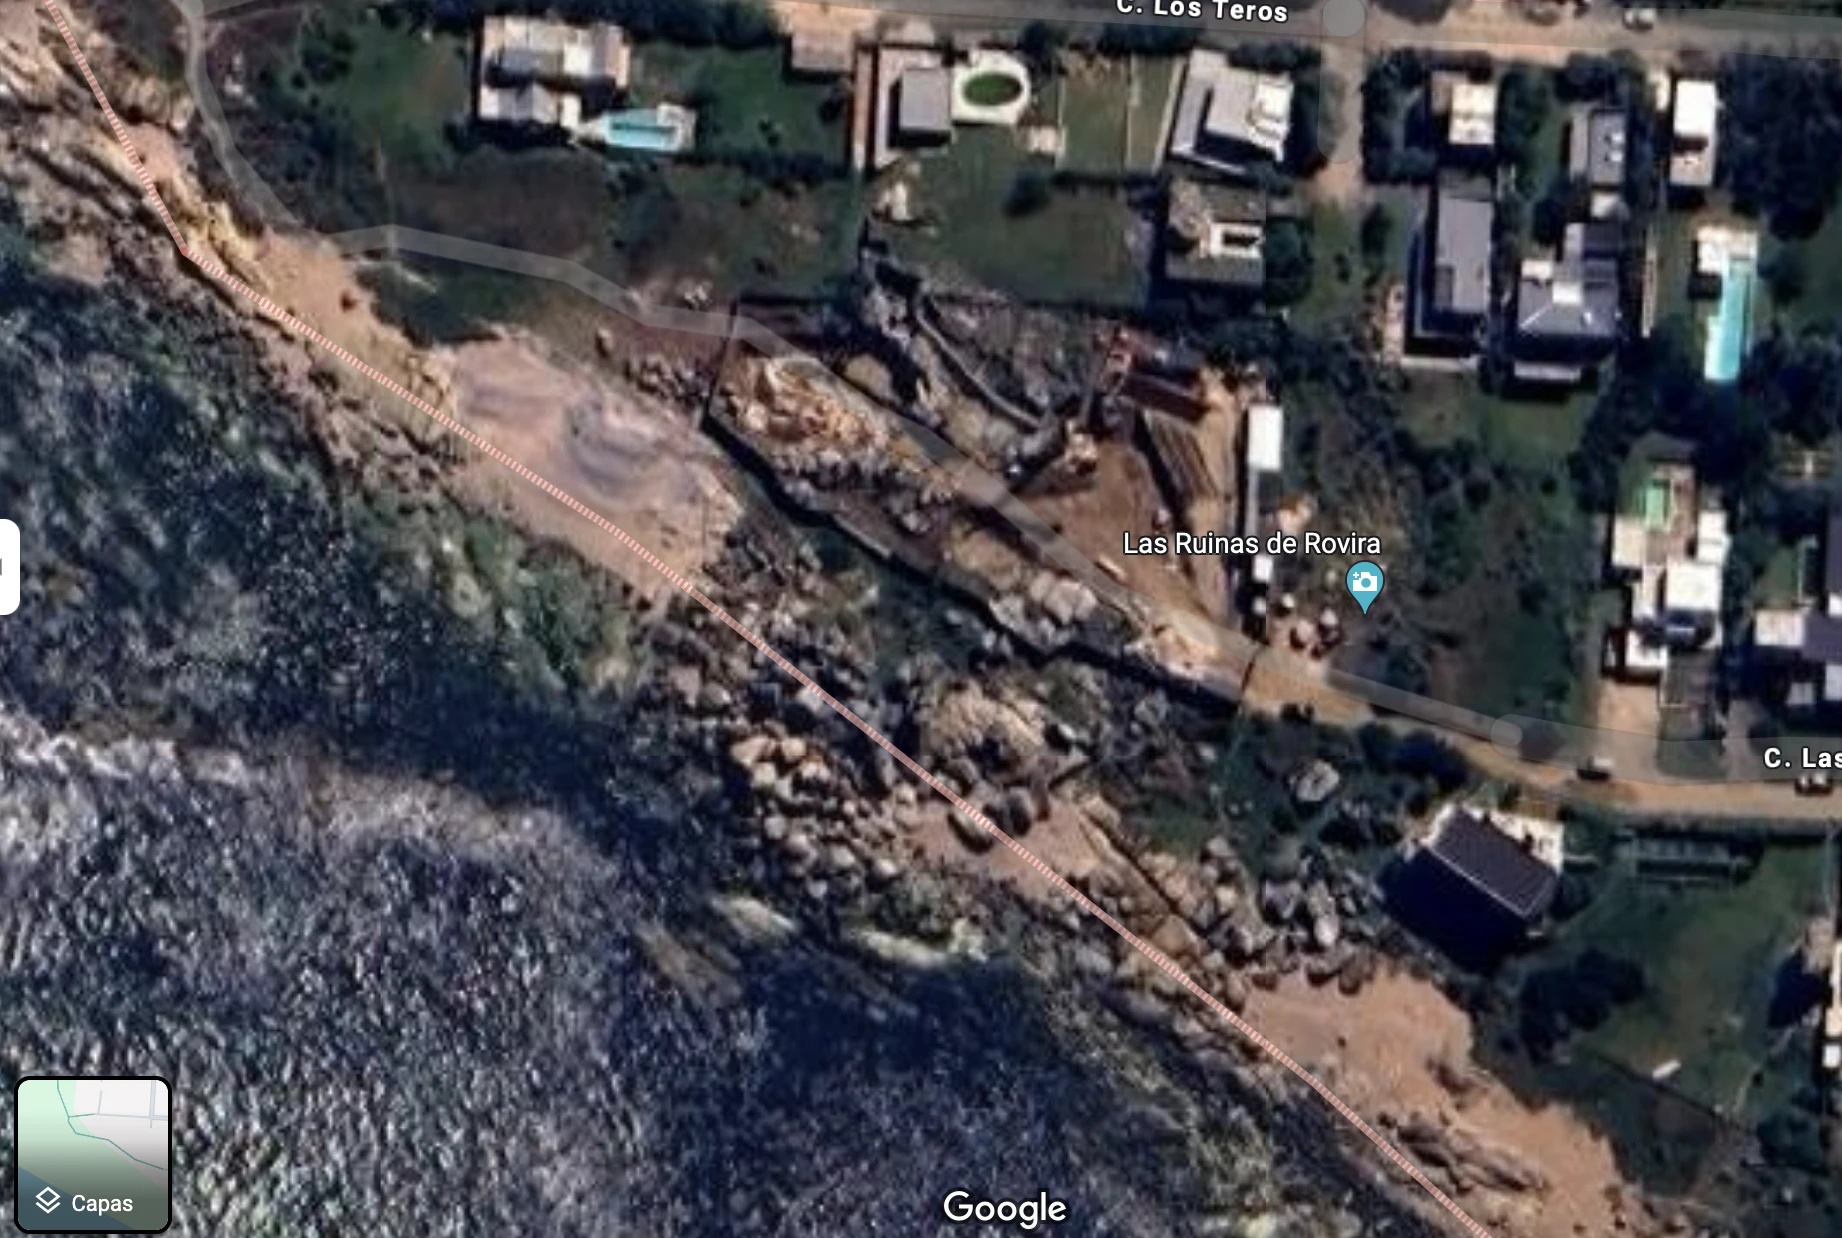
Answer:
xmin=1576 ymin=756 xmax=1616 ymax=782
xmin=1623 ymin=6 xmax=1658 ymax=30
xmin=1795 ymin=772 xmax=1834 ymax=796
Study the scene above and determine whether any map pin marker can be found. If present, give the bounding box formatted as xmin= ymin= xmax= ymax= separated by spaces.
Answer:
xmin=1345 ymin=561 xmax=1384 ymax=615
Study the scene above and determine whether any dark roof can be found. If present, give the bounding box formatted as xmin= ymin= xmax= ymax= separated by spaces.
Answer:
xmin=1575 ymin=220 xmax=1624 ymax=260
xmin=1162 ymin=183 xmax=1267 ymax=289
xmin=1423 ymin=810 xmax=1559 ymax=921
xmin=1806 ymin=611 xmax=1842 ymax=663
xmin=1517 ymin=256 xmax=1620 ymax=344
xmin=1827 ymin=510 xmax=1842 ymax=597
xmin=1430 ymin=182 xmax=1494 ymax=318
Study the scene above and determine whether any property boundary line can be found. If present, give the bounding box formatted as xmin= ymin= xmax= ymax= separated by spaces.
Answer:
xmin=36 ymin=2 xmax=1494 ymax=1232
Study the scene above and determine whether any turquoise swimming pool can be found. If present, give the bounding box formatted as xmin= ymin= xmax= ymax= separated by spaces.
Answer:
xmin=1703 ymin=253 xmax=1756 ymax=383
xmin=585 ymin=107 xmax=693 ymax=153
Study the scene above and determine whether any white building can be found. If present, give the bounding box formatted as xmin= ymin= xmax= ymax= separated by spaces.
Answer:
xmin=1669 ymin=77 xmax=1719 ymax=189
xmin=1169 ymin=50 xmax=1293 ymax=170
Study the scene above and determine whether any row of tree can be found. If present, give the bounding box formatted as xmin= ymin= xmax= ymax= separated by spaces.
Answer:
xmin=400 ymin=0 xmax=782 ymax=48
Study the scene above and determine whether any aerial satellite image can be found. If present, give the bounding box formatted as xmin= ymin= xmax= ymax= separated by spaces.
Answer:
xmin=5 ymin=0 xmax=1842 ymax=1234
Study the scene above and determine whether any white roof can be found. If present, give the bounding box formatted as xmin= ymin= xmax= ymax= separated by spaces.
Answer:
xmin=1246 ymin=403 xmax=1284 ymax=474
xmin=1695 ymin=509 xmax=1730 ymax=565
xmin=1252 ymin=552 xmax=1275 ymax=584
xmin=1828 ymin=663 xmax=1842 ymax=703
xmin=1624 ymin=628 xmax=1669 ymax=676
xmin=1201 ymin=65 xmax=1292 ymax=160
xmin=1610 ymin=515 xmax=1649 ymax=572
xmin=1449 ymin=80 xmax=1497 ymax=146
xmin=1663 ymin=558 xmax=1723 ymax=615
xmin=1755 ymin=607 xmax=1808 ymax=649
xmin=1674 ymin=79 xmax=1719 ymax=140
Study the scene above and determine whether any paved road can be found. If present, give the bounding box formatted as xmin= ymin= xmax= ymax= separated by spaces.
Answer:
xmin=744 ymin=0 xmax=1842 ymax=55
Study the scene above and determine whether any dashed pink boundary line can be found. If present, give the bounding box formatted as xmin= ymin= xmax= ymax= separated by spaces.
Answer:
xmin=37 ymin=3 xmax=1495 ymax=1232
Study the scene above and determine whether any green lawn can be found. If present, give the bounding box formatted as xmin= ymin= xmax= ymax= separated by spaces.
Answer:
xmin=1053 ymin=53 xmax=1179 ymax=174
xmin=295 ymin=20 xmax=472 ymax=177
xmin=600 ymin=162 xmax=865 ymax=294
xmin=1401 ymin=374 xmax=1593 ymax=469
xmin=1294 ymin=200 xmax=1365 ymax=329
xmin=1565 ymin=845 xmax=1830 ymax=1111
xmin=1760 ymin=201 xmax=1842 ymax=332
xmin=892 ymin=127 xmax=1144 ymax=305
xmin=1057 ymin=57 xmax=1130 ymax=173
xmin=1370 ymin=186 xmax=1422 ymax=287
xmin=630 ymin=45 xmax=845 ymax=159
xmin=1126 ymin=57 xmax=1179 ymax=171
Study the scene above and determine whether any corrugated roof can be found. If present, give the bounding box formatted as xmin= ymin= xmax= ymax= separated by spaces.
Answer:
xmin=1424 ymin=809 xmax=1559 ymax=921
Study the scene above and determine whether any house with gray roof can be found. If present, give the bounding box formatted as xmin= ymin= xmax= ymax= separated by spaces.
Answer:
xmin=1412 ymin=179 xmax=1494 ymax=348
xmin=894 ymin=66 xmax=953 ymax=145
xmin=1513 ymin=223 xmax=1620 ymax=382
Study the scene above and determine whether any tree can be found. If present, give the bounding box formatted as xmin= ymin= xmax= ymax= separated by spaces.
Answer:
xmin=1005 ymin=169 xmax=1053 ymax=216
xmin=1359 ymin=202 xmax=1394 ymax=270
xmin=1016 ymin=20 xmax=1067 ymax=81
xmin=1496 ymin=67 xmax=1554 ymax=180
xmin=1262 ymin=218 xmax=1313 ymax=307
xmin=1762 ymin=245 xmax=1808 ymax=304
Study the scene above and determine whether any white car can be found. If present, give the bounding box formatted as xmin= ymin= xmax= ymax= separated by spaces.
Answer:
xmin=1624 ymin=6 xmax=1658 ymax=31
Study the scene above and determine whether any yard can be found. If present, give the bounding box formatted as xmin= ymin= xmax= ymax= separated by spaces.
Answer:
xmin=889 ymin=127 xmax=1145 ymax=306
xmin=1400 ymin=373 xmax=1594 ymax=472
xmin=1293 ymin=200 xmax=1365 ymax=330
xmin=629 ymin=44 xmax=847 ymax=160
xmin=1053 ymin=53 xmax=1180 ymax=174
xmin=1759 ymin=197 xmax=1842 ymax=332
xmin=1561 ymin=843 xmax=1831 ymax=1113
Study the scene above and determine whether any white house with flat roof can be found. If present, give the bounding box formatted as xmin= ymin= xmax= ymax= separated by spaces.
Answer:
xmin=1169 ymin=50 xmax=1292 ymax=171
xmin=1669 ymin=78 xmax=1719 ymax=189
xmin=1608 ymin=462 xmax=1729 ymax=679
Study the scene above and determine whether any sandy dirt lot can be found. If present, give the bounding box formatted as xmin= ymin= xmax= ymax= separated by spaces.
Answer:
xmin=1249 ymin=968 xmax=1633 ymax=1238
xmin=442 ymin=334 xmax=742 ymax=600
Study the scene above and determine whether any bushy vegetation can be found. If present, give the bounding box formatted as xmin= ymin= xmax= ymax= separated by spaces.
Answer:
xmin=406 ymin=0 xmax=781 ymax=48
xmin=1721 ymin=54 xmax=1842 ymax=237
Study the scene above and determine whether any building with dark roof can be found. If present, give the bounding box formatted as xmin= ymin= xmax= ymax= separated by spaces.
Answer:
xmin=1513 ymin=223 xmax=1621 ymax=382
xmin=1387 ymin=805 xmax=1562 ymax=967
xmin=1422 ymin=807 xmax=1561 ymax=922
xmin=1758 ymin=509 xmax=1842 ymax=711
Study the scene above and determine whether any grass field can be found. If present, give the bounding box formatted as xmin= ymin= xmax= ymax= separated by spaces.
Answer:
xmin=1055 ymin=53 xmax=1180 ymax=174
xmin=1563 ymin=844 xmax=1830 ymax=1111
xmin=629 ymin=45 xmax=846 ymax=160
xmin=891 ymin=127 xmax=1144 ymax=305
xmin=1760 ymin=199 xmax=1842 ymax=332
xmin=606 ymin=164 xmax=861 ymax=295
xmin=1294 ymin=200 xmax=1365 ymax=329
xmin=1401 ymin=373 xmax=1594 ymax=468
xmin=331 ymin=26 xmax=470 ymax=165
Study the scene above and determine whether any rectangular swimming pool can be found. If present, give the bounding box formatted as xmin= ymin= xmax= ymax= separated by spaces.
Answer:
xmin=1703 ymin=254 xmax=1756 ymax=384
